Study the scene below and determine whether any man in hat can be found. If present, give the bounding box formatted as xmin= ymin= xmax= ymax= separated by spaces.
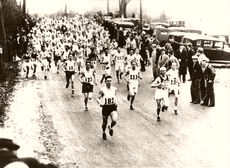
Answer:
xmin=196 ymin=47 xmax=206 ymax=64
xmin=167 ymin=49 xmax=179 ymax=70
xmin=4 ymin=162 xmax=29 ymax=168
xmin=190 ymin=55 xmax=202 ymax=104
xmin=200 ymin=57 xmax=216 ymax=107
xmin=186 ymin=43 xmax=195 ymax=80
xmin=157 ymin=47 xmax=169 ymax=75
xmin=0 ymin=138 xmax=57 ymax=168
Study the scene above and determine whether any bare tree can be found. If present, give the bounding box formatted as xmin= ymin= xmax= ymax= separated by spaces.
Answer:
xmin=119 ymin=0 xmax=131 ymax=18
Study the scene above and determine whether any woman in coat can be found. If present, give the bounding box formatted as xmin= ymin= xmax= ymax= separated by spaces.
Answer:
xmin=175 ymin=45 xmax=188 ymax=83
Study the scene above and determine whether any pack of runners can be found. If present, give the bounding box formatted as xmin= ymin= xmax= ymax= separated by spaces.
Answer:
xmin=21 ymin=14 xmax=215 ymax=140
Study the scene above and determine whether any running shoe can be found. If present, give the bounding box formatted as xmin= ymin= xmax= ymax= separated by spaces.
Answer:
xmin=130 ymin=105 xmax=134 ymax=110
xmin=108 ymin=125 xmax=113 ymax=136
xmin=32 ymin=74 xmax=36 ymax=79
xmin=193 ymin=101 xmax=200 ymax=104
xmin=162 ymin=105 xmax=168 ymax=112
xmin=174 ymin=110 xmax=178 ymax=115
xmin=102 ymin=132 xmax=107 ymax=140
xmin=157 ymin=116 xmax=161 ymax=122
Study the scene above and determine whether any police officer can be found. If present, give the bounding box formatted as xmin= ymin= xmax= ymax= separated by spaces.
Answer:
xmin=190 ymin=55 xmax=202 ymax=104
xmin=200 ymin=57 xmax=216 ymax=107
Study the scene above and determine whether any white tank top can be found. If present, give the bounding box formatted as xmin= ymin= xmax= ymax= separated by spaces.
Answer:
xmin=66 ymin=60 xmax=75 ymax=71
xmin=83 ymin=69 xmax=94 ymax=84
xmin=101 ymin=86 xmax=117 ymax=105
xmin=63 ymin=50 xmax=69 ymax=60
xmin=102 ymin=55 xmax=111 ymax=70
xmin=128 ymin=68 xmax=139 ymax=85
xmin=115 ymin=52 xmax=125 ymax=64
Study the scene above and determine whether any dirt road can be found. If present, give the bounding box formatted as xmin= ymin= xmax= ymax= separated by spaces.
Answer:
xmin=1 ymin=62 xmax=230 ymax=168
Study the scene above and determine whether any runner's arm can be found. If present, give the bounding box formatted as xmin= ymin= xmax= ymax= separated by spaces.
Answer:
xmin=93 ymin=70 xmax=97 ymax=85
xmin=124 ymin=71 xmax=130 ymax=82
xmin=114 ymin=88 xmax=118 ymax=106
xmin=79 ymin=72 xmax=84 ymax=83
xmin=97 ymin=90 xmax=104 ymax=107
xmin=151 ymin=78 xmax=161 ymax=88
xmin=62 ymin=61 xmax=67 ymax=71
xmin=138 ymin=71 xmax=143 ymax=79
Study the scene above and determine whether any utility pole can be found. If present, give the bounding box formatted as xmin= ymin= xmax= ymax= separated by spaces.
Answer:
xmin=118 ymin=0 xmax=121 ymax=17
xmin=19 ymin=0 xmax=22 ymax=9
xmin=64 ymin=3 xmax=67 ymax=17
xmin=0 ymin=1 xmax=6 ymax=76
xmin=23 ymin=0 xmax=26 ymax=15
xmin=107 ymin=0 xmax=110 ymax=15
xmin=140 ymin=0 xmax=143 ymax=32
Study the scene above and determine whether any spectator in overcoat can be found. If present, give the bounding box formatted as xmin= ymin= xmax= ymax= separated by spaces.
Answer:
xmin=175 ymin=45 xmax=188 ymax=83
xmin=186 ymin=43 xmax=195 ymax=80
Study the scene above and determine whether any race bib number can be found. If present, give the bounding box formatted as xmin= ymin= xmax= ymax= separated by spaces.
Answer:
xmin=102 ymin=66 xmax=106 ymax=70
xmin=85 ymin=77 xmax=92 ymax=83
xmin=104 ymin=98 xmax=115 ymax=105
xmin=130 ymin=75 xmax=138 ymax=80
xmin=68 ymin=66 xmax=74 ymax=71
xmin=118 ymin=56 xmax=122 ymax=60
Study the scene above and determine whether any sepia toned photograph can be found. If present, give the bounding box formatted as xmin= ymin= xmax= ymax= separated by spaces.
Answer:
xmin=0 ymin=0 xmax=230 ymax=167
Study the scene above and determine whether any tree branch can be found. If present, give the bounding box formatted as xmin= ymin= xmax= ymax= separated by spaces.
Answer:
xmin=125 ymin=0 xmax=131 ymax=4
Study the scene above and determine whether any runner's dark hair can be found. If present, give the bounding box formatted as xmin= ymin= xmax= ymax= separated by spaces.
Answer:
xmin=105 ymin=75 xmax=112 ymax=80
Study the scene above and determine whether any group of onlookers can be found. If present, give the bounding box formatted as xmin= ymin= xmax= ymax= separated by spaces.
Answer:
xmin=102 ymin=20 xmax=216 ymax=107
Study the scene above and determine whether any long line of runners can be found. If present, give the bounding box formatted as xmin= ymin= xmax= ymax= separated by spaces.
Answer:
xmin=22 ymin=15 xmax=182 ymax=140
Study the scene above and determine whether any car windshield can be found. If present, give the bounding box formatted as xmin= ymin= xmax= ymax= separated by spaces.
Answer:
xmin=214 ymin=41 xmax=224 ymax=48
xmin=203 ymin=40 xmax=213 ymax=48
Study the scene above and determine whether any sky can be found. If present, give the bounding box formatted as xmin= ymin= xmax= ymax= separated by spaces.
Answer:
xmin=17 ymin=0 xmax=230 ymax=34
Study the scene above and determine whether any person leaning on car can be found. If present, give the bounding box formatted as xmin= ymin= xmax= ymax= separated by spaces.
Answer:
xmin=200 ymin=57 xmax=216 ymax=107
xmin=0 ymin=138 xmax=57 ymax=168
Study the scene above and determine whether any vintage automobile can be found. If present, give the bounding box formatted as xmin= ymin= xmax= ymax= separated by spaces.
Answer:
xmin=114 ymin=21 xmax=135 ymax=29
xmin=168 ymin=32 xmax=230 ymax=64
xmin=150 ymin=22 xmax=169 ymax=29
xmin=182 ymin=33 xmax=230 ymax=64
xmin=168 ymin=31 xmax=187 ymax=51
xmin=154 ymin=27 xmax=202 ymax=46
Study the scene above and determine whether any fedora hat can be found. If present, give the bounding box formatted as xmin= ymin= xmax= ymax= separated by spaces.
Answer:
xmin=160 ymin=47 xmax=166 ymax=52
xmin=0 ymin=138 xmax=20 ymax=150
xmin=192 ymin=55 xmax=198 ymax=59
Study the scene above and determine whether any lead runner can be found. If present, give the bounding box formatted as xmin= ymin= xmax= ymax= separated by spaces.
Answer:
xmin=97 ymin=75 xmax=118 ymax=140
